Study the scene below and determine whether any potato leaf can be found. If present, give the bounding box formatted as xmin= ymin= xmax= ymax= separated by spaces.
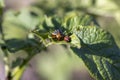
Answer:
xmin=2 ymin=9 xmax=40 ymax=52
xmin=71 ymin=26 xmax=120 ymax=80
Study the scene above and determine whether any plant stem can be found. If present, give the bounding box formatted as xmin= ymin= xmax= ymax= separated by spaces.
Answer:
xmin=11 ymin=51 xmax=37 ymax=80
xmin=11 ymin=66 xmax=26 ymax=80
xmin=3 ymin=49 xmax=11 ymax=80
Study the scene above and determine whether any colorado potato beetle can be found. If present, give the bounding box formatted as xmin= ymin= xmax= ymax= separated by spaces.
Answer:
xmin=51 ymin=29 xmax=71 ymax=42
xmin=64 ymin=36 xmax=71 ymax=42
xmin=51 ymin=29 xmax=64 ymax=41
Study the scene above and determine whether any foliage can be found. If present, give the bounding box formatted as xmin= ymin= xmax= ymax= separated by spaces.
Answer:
xmin=0 ymin=0 xmax=120 ymax=80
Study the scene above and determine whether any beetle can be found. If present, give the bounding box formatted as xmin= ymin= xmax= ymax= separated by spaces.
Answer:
xmin=51 ymin=29 xmax=71 ymax=42
xmin=51 ymin=29 xmax=64 ymax=41
xmin=64 ymin=36 xmax=71 ymax=42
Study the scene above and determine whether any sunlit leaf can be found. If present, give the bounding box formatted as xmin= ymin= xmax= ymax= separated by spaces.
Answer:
xmin=71 ymin=26 xmax=120 ymax=80
xmin=62 ymin=14 xmax=99 ymax=33
xmin=70 ymin=34 xmax=80 ymax=48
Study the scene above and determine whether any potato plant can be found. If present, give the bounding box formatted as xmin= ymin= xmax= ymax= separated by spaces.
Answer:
xmin=0 ymin=0 xmax=120 ymax=80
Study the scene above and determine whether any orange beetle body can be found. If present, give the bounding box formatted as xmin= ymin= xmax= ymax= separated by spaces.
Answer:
xmin=51 ymin=29 xmax=71 ymax=42
xmin=51 ymin=29 xmax=64 ymax=41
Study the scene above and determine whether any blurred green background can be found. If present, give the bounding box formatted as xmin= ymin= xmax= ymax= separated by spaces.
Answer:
xmin=1 ymin=0 xmax=120 ymax=80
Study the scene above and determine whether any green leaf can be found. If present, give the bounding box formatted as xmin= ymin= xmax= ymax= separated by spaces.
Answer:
xmin=12 ymin=57 xmax=24 ymax=68
xmin=42 ymin=16 xmax=61 ymax=31
xmin=2 ymin=9 xmax=40 ymax=52
xmin=32 ymin=16 xmax=63 ymax=41
xmin=62 ymin=14 xmax=99 ymax=33
xmin=71 ymin=26 xmax=120 ymax=80
xmin=70 ymin=33 xmax=81 ymax=48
